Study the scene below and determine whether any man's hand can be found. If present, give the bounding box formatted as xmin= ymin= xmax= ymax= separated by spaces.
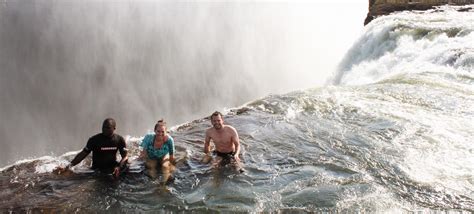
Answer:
xmin=234 ymin=154 xmax=241 ymax=162
xmin=232 ymin=155 xmax=245 ymax=173
xmin=113 ymin=166 xmax=121 ymax=178
xmin=201 ymin=153 xmax=212 ymax=164
xmin=53 ymin=164 xmax=72 ymax=175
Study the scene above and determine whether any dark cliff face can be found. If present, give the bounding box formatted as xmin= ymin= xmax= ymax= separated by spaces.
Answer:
xmin=364 ymin=0 xmax=474 ymax=25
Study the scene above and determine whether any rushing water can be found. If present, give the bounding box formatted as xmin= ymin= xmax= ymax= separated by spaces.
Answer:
xmin=1 ymin=4 xmax=473 ymax=213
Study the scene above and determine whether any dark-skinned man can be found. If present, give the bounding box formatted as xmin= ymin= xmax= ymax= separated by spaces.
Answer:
xmin=55 ymin=118 xmax=128 ymax=178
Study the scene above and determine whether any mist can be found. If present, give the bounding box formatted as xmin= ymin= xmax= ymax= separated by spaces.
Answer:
xmin=0 ymin=0 xmax=367 ymax=167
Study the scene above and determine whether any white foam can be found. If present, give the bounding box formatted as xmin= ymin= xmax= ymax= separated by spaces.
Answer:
xmin=334 ymin=6 xmax=474 ymax=86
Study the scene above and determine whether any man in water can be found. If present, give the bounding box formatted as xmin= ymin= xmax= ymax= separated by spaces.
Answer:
xmin=55 ymin=118 xmax=128 ymax=177
xmin=202 ymin=111 xmax=242 ymax=171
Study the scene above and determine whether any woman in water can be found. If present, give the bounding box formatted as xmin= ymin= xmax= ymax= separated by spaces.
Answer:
xmin=139 ymin=119 xmax=175 ymax=184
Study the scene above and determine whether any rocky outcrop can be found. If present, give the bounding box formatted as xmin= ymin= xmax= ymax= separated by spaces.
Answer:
xmin=365 ymin=0 xmax=474 ymax=25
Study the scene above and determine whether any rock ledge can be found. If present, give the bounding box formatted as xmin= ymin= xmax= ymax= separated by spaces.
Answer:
xmin=365 ymin=0 xmax=474 ymax=25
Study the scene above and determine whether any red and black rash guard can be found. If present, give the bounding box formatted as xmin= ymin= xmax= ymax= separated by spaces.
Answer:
xmin=83 ymin=133 xmax=127 ymax=171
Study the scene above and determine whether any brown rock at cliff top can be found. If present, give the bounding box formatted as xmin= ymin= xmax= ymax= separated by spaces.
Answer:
xmin=364 ymin=0 xmax=474 ymax=25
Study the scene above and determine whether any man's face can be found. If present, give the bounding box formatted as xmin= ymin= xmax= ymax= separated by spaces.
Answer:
xmin=102 ymin=122 xmax=115 ymax=137
xmin=211 ymin=115 xmax=224 ymax=130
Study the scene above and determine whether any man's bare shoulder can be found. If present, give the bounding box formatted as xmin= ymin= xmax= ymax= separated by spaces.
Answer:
xmin=223 ymin=125 xmax=238 ymax=133
xmin=205 ymin=127 xmax=216 ymax=135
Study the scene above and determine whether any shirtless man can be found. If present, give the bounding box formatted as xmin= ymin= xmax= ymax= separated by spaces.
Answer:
xmin=203 ymin=111 xmax=241 ymax=167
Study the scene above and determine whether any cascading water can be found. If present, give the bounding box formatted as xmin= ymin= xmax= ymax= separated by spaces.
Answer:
xmin=1 ymin=2 xmax=472 ymax=213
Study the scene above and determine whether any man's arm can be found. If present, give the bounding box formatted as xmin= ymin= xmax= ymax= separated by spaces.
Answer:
xmin=113 ymin=152 xmax=128 ymax=178
xmin=69 ymin=138 xmax=96 ymax=168
xmin=231 ymin=127 xmax=241 ymax=161
xmin=67 ymin=149 xmax=91 ymax=168
xmin=118 ymin=149 xmax=128 ymax=169
xmin=113 ymin=138 xmax=129 ymax=177
xmin=118 ymin=137 xmax=128 ymax=168
xmin=54 ymin=138 xmax=94 ymax=174
xmin=204 ymin=130 xmax=211 ymax=154
xmin=53 ymin=149 xmax=89 ymax=174
xmin=202 ymin=130 xmax=212 ymax=164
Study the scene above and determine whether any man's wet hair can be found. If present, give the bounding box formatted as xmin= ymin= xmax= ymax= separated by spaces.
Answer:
xmin=154 ymin=119 xmax=166 ymax=130
xmin=102 ymin=118 xmax=116 ymax=129
xmin=211 ymin=111 xmax=223 ymax=119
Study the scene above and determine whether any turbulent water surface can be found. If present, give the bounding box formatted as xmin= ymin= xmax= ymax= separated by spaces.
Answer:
xmin=1 ymin=4 xmax=473 ymax=213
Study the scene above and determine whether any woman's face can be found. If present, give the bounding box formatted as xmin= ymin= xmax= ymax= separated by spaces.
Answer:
xmin=155 ymin=125 xmax=166 ymax=138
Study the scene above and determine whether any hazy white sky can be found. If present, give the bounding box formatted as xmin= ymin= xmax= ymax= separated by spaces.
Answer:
xmin=257 ymin=1 xmax=369 ymax=90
